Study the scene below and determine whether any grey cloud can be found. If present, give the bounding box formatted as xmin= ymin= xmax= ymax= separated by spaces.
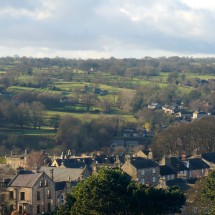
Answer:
xmin=1 ymin=0 xmax=215 ymax=57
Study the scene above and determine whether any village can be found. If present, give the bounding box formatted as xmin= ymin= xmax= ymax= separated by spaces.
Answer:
xmin=0 ymin=101 xmax=215 ymax=214
xmin=0 ymin=136 xmax=215 ymax=215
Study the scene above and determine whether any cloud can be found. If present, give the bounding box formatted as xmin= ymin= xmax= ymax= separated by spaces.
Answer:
xmin=0 ymin=0 xmax=215 ymax=58
xmin=181 ymin=0 xmax=215 ymax=10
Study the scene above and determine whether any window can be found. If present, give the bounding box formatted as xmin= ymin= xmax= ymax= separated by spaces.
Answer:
xmin=47 ymin=190 xmax=51 ymax=199
xmin=193 ymin=207 xmax=198 ymax=214
xmin=37 ymin=191 xmax=40 ymax=200
xmin=37 ymin=205 xmax=40 ymax=214
xmin=20 ymin=192 xmax=25 ymax=200
xmin=9 ymin=205 xmax=13 ymax=212
xmin=48 ymin=203 xmax=51 ymax=212
xmin=152 ymin=168 xmax=156 ymax=174
xmin=19 ymin=206 xmax=23 ymax=214
xmin=9 ymin=191 xmax=14 ymax=200
xmin=40 ymin=180 xmax=43 ymax=187
xmin=152 ymin=176 xmax=156 ymax=183
xmin=44 ymin=180 xmax=48 ymax=187
xmin=141 ymin=170 xmax=145 ymax=176
xmin=60 ymin=195 xmax=64 ymax=203
xmin=140 ymin=178 xmax=145 ymax=184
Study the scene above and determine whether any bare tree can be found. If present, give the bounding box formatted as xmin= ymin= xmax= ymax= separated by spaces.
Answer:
xmin=117 ymin=90 xmax=135 ymax=111
xmin=30 ymin=102 xmax=45 ymax=129
xmin=26 ymin=151 xmax=51 ymax=170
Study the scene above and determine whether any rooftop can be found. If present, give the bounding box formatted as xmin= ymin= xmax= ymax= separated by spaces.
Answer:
xmin=130 ymin=157 xmax=158 ymax=169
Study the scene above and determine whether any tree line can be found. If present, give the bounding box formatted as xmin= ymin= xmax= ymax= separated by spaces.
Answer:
xmin=0 ymin=100 xmax=45 ymax=129
xmin=153 ymin=116 xmax=215 ymax=158
xmin=1 ymin=56 xmax=215 ymax=76
xmin=56 ymin=116 xmax=126 ymax=153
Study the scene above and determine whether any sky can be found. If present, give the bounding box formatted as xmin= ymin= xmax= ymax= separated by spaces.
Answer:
xmin=1 ymin=0 xmax=215 ymax=59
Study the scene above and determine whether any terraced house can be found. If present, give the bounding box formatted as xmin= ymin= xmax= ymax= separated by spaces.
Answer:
xmin=121 ymin=156 xmax=160 ymax=186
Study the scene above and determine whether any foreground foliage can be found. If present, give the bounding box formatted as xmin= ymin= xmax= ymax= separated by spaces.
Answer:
xmin=56 ymin=169 xmax=185 ymax=215
xmin=200 ymin=171 xmax=215 ymax=214
xmin=186 ymin=171 xmax=215 ymax=215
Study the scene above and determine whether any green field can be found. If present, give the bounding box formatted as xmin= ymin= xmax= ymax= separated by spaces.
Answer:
xmin=7 ymin=86 xmax=62 ymax=95
xmin=187 ymin=74 xmax=215 ymax=79
xmin=1 ymin=59 xmax=214 ymax=153
xmin=47 ymin=110 xmax=136 ymax=122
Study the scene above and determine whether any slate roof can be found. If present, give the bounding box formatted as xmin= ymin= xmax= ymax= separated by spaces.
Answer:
xmin=168 ymin=157 xmax=188 ymax=172
xmin=130 ymin=157 xmax=158 ymax=169
xmin=53 ymin=158 xmax=86 ymax=168
xmin=40 ymin=167 xmax=85 ymax=182
xmin=188 ymin=158 xmax=210 ymax=170
xmin=55 ymin=181 xmax=66 ymax=191
xmin=202 ymin=152 xmax=215 ymax=163
xmin=166 ymin=178 xmax=190 ymax=191
xmin=61 ymin=160 xmax=85 ymax=168
xmin=18 ymin=170 xmax=34 ymax=174
xmin=93 ymin=155 xmax=116 ymax=164
xmin=68 ymin=157 xmax=93 ymax=165
xmin=142 ymin=150 xmax=152 ymax=156
xmin=9 ymin=172 xmax=43 ymax=187
xmin=160 ymin=165 xmax=175 ymax=176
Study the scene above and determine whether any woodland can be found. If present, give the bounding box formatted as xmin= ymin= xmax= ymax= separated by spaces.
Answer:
xmin=0 ymin=56 xmax=215 ymax=156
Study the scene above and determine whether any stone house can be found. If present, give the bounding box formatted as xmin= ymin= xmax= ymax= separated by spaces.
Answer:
xmin=159 ymin=165 xmax=176 ymax=182
xmin=6 ymin=154 xmax=27 ymax=170
xmin=192 ymin=111 xmax=208 ymax=120
xmin=122 ymin=128 xmax=146 ymax=138
xmin=111 ymin=140 xmax=139 ymax=151
xmin=7 ymin=171 xmax=56 ymax=215
xmin=55 ymin=181 xmax=71 ymax=208
xmin=0 ymin=179 xmax=10 ymax=214
xmin=201 ymin=152 xmax=215 ymax=169
xmin=148 ymin=103 xmax=161 ymax=110
xmin=183 ymin=157 xmax=210 ymax=179
xmin=91 ymin=155 xmax=125 ymax=173
xmin=40 ymin=166 xmax=90 ymax=208
xmin=121 ymin=157 xmax=160 ymax=186
xmin=160 ymin=155 xmax=210 ymax=180
xmin=159 ymin=156 xmax=189 ymax=179
xmin=134 ymin=149 xmax=153 ymax=160
xmin=162 ymin=104 xmax=179 ymax=115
